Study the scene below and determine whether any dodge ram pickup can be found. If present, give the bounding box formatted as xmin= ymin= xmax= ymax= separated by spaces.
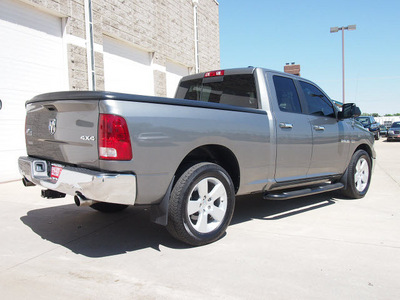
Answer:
xmin=18 ymin=67 xmax=375 ymax=246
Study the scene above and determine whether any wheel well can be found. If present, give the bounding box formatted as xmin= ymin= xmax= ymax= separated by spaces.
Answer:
xmin=175 ymin=145 xmax=240 ymax=193
xmin=355 ymin=144 xmax=373 ymax=159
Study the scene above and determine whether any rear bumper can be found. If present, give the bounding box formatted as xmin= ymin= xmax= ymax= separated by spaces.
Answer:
xmin=387 ymin=134 xmax=400 ymax=140
xmin=18 ymin=156 xmax=136 ymax=205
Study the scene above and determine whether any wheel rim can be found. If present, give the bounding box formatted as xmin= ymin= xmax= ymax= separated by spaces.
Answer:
xmin=186 ymin=177 xmax=228 ymax=234
xmin=354 ymin=157 xmax=369 ymax=192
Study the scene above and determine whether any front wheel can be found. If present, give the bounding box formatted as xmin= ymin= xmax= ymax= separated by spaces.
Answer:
xmin=167 ymin=163 xmax=235 ymax=246
xmin=374 ymin=131 xmax=380 ymax=140
xmin=341 ymin=150 xmax=372 ymax=198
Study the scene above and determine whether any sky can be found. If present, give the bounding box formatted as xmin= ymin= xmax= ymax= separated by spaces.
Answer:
xmin=217 ymin=0 xmax=400 ymax=116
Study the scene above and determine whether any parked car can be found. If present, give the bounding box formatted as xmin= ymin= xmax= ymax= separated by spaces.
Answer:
xmin=379 ymin=125 xmax=388 ymax=136
xmin=18 ymin=67 xmax=375 ymax=246
xmin=387 ymin=122 xmax=400 ymax=142
xmin=355 ymin=116 xmax=380 ymax=140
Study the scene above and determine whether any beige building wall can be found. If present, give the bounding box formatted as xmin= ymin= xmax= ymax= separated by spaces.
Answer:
xmin=20 ymin=0 xmax=220 ymax=95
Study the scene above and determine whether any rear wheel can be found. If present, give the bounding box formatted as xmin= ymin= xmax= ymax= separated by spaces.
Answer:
xmin=167 ymin=163 xmax=235 ymax=246
xmin=90 ymin=202 xmax=128 ymax=213
xmin=341 ymin=150 xmax=372 ymax=198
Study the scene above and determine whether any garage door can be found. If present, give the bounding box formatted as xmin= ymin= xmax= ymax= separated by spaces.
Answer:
xmin=0 ymin=0 xmax=66 ymax=182
xmin=103 ymin=36 xmax=154 ymax=96
xmin=166 ymin=61 xmax=189 ymax=98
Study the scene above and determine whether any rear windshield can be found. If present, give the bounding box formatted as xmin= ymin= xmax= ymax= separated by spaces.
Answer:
xmin=175 ymin=74 xmax=258 ymax=109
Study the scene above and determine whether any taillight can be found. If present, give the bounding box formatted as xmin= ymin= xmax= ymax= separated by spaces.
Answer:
xmin=204 ymin=70 xmax=224 ymax=77
xmin=99 ymin=114 xmax=132 ymax=160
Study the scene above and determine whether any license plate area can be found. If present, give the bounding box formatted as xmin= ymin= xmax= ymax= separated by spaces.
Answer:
xmin=51 ymin=164 xmax=63 ymax=180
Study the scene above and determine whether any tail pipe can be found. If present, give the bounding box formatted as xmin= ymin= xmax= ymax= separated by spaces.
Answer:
xmin=74 ymin=193 xmax=96 ymax=207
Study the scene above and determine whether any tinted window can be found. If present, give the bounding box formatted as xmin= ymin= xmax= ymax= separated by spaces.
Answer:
xmin=391 ymin=122 xmax=400 ymax=128
xmin=176 ymin=74 xmax=258 ymax=108
xmin=176 ymin=78 xmax=203 ymax=101
xmin=356 ymin=117 xmax=372 ymax=125
xmin=299 ymin=81 xmax=335 ymax=117
xmin=273 ymin=76 xmax=302 ymax=113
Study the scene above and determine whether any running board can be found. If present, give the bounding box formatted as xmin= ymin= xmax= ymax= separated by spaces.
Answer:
xmin=264 ymin=182 xmax=344 ymax=200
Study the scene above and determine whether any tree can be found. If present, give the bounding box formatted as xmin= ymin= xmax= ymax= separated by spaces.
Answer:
xmin=361 ymin=113 xmax=380 ymax=117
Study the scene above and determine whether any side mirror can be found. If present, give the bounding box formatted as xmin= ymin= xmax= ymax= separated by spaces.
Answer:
xmin=338 ymin=103 xmax=361 ymax=119
xmin=0 ymin=99 xmax=2 ymax=110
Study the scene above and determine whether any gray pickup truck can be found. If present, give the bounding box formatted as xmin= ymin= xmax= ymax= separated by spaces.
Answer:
xmin=18 ymin=67 xmax=375 ymax=246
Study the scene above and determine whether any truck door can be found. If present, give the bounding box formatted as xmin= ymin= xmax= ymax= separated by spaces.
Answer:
xmin=297 ymin=81 xmax=349 ymax=177
xmin=272 ymin=75 xmax=313 ymax=182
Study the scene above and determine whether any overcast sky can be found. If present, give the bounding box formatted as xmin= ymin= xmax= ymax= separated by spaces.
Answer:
xmin=218 ymin=0 xmax=400 ymax=115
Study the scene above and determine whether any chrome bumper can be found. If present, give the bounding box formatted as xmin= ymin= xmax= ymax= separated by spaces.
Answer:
xmin=18 ymin=156 xmax=136 ymax=205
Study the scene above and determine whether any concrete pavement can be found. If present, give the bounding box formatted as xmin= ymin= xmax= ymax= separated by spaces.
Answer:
xmin=0 ymin=139 xmax=399 ymax=299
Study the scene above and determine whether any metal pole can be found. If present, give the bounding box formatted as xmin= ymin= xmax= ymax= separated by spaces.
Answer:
xmin=330 ymin=25 xmax=355 ymax=105
xmin=342 ymin=28 xmax=345 ymax=104
xmin=193 ymin=1 xmax=199 ymax=73
xmin=84 ymin=0 xmax=96 ymax=90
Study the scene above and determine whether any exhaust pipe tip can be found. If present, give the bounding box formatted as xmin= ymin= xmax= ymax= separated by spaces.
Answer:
xmin=74 ymin=193 xmax=96 ymax=207
xmin=74 ymin=194 xmax=82 ymax=206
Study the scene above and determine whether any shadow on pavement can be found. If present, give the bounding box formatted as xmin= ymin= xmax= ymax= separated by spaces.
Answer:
xmin=21 ymin=204 xmax=186 ymax=257
xmin=231 ymin=192 xmax=336 ymax=225
xmin=21 ymin=192 xmax=338 ymax=257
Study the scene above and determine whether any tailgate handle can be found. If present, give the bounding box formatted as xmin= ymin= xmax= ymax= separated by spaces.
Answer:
xmin=44 ymin=104 xmax=57 ymax=111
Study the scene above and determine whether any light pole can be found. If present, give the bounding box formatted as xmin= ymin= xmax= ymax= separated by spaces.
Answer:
xmin=192 ymin=0 xmax=199 ymax=73
xmin=330 ymin=25 xmax=356 ymax=104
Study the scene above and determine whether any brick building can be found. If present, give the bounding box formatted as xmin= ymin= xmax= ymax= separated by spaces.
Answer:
xmin=0 ymin=0 xmax=220 ymax=182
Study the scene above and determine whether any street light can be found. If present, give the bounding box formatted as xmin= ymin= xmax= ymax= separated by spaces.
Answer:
xmin=192 ymin=0 xmax=199 ymax=73
xmin=330 ymin=24 xmax=356 ymax=104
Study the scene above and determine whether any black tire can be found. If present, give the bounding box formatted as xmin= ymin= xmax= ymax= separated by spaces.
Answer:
xmin=341 ymin=150 xmax=372 ymax=199
xmin=90 ymin=202 xmax=129 ymax=213
xmin=374 ymin=131 xmax=380 ymax=140
xmin=167 ymin=163 xmax=235 ymax=246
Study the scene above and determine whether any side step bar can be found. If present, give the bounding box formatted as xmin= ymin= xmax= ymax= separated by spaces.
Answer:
xmin=264 ymin=182 xmax=344 ymax=200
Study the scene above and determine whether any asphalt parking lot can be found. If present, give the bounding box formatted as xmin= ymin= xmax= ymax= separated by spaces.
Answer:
xmin=0 ymin=139 xmax=399 ymax=299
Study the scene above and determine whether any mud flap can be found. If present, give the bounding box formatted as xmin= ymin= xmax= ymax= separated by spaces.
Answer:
xmin=150 ymin=177 xmax=175 ymax=226
xmin=339 ymin=167 xmax=349 ymax=190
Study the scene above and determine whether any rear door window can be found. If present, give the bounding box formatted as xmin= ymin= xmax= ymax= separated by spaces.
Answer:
xmin=176 ymin=74 xmax=258 ymax=108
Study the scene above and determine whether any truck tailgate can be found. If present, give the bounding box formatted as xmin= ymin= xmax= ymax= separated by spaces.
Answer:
xmin=25 ymin=99 xmax=99 ymax=168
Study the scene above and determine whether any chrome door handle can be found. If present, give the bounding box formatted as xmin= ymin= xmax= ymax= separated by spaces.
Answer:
xmin=279 ymin=122 xmax=293 ymax=129
xmin=313 ymin=125 xmax=325 ymax=131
